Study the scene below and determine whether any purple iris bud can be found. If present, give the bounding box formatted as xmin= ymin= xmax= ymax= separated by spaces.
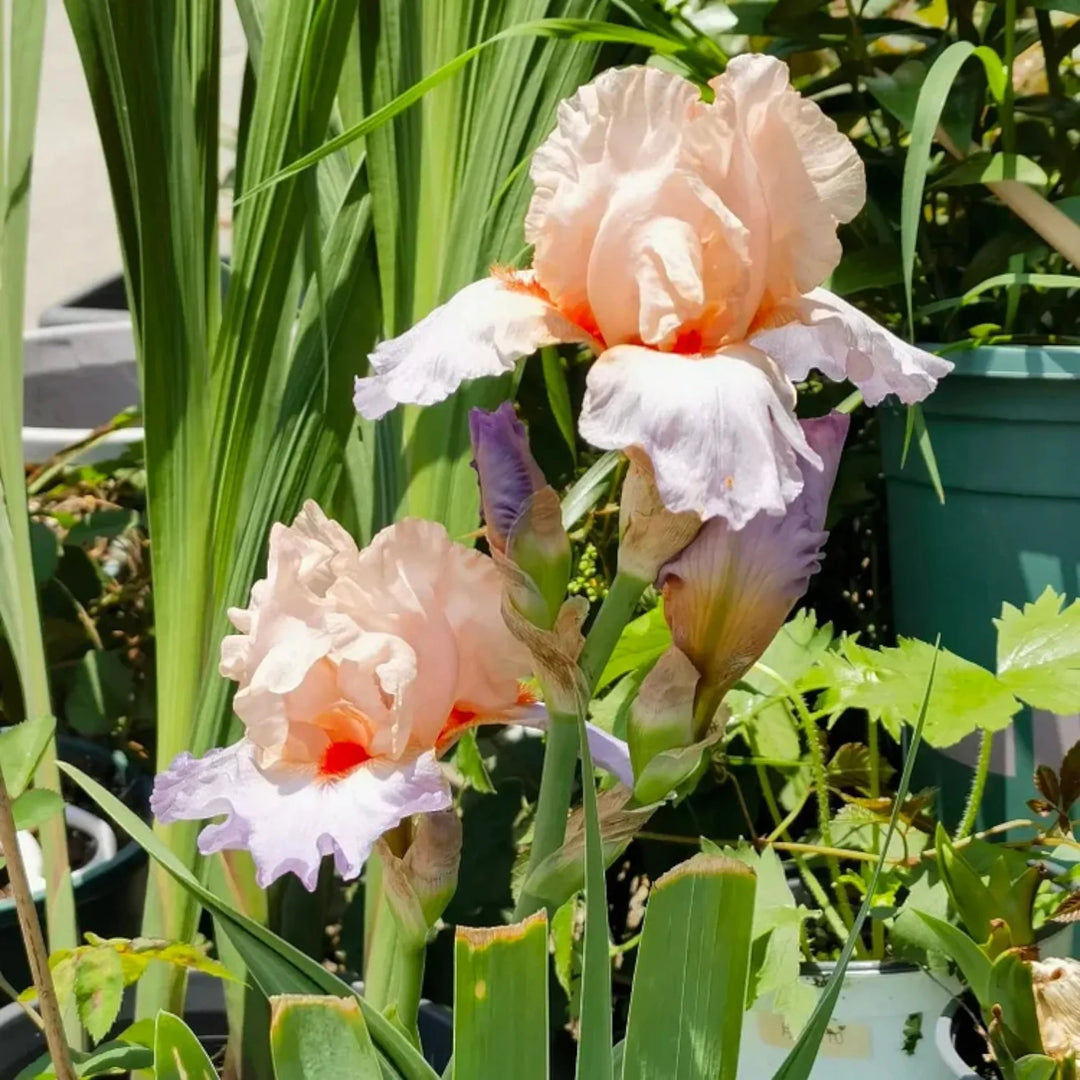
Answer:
xmin=469 ymin=403 xmax=546 ymax=553
xmin=659 ymin=410 xmax=850 ymax=729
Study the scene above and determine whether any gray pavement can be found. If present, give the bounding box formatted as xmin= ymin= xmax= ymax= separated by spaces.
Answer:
xmin=26 ymin=3 xmax=246 ymax=326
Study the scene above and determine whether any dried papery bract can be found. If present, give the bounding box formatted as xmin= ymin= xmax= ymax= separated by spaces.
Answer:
xmin=1033 ymin=957 xmax=1080 ymax=1061
xmin=618 ymin=451 xmax=701 ymax=584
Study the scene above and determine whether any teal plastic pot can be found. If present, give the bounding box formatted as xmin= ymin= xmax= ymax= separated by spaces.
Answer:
xmin=880 ymin=344 xmax=1080 ymax=829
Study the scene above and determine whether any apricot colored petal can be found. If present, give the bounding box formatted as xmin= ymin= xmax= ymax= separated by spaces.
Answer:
xmin=578 ymin=344 xmax=818 ymax=527
xmin=151 ymin=739 xmax=451 ymax=890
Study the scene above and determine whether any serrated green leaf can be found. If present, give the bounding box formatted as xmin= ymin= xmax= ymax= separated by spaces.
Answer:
xmin=73 ymin=946 xmax=124 ymax=1045
xmin=269 ymin=995 xmax=382 ymax=1080
xmin=728 ymin=844 xmax=816 ymax=1033
xmin=0 ymin=716 xmax=56 ymax=798
xmin=995 ymin=588 xmax=1080 ymax=714
xmin=10 ymin=788 xmax=64 ymax=831
xmin=454 ymin=914 xmax=549 ymax=1080
xmin=875 ymin=639 xmax=1018 ymax=748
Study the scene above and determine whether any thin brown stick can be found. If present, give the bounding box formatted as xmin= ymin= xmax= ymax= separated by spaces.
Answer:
xmin=0 ymin=770 xmax=77 ymax=1080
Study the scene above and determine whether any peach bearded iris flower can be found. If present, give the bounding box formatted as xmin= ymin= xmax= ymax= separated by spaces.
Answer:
xmin=354 ymin=56 xmax=950 ymax=528
xmin=151 ymin=502 xmax=630 ymax=889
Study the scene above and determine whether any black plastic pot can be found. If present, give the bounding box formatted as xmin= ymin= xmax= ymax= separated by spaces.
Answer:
xmin=0 ymin=973 xmax=227 ymax=1080
xmin=0 ymin=738 xmax=150 ymax=992
xmin=0 ymin=976 xmax=453 ymax=1079
xmin=936 ymin=996 xmax=985 ymax=1079
xmin=38 ymin=274 xmax=130 ymax=327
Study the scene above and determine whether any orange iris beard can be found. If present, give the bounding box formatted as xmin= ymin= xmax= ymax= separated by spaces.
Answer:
xmin=318 ymin=739 xmax=373 ymax=780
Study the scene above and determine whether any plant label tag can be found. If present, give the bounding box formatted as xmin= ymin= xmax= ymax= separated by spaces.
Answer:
xmin=756 ymin=1013 xmax=872 ymax=1059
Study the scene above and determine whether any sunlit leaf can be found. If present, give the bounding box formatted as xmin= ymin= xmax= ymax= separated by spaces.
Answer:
xmin=995 ymin=588 xmax=1080 ymax=714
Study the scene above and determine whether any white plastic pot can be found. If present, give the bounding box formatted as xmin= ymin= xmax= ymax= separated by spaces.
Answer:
xmin=737 ymin=961 xmax=958 ymax=1079
xmin=8 ymin=805 xmax=118 ymax=896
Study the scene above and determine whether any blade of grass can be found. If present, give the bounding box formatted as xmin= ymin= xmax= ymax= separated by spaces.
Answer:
xmin=900 ymin=41 xmax=1006 ymax=337
xmin=0 ymin=2 xmax=79 ymax=1041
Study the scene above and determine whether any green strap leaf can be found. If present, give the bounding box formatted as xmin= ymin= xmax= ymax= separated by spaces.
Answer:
xmin=58 ymin=762 xmax=438 ymax=1080
xmin=453 ymin=914 xmax=550 ymax=1080
xmin=621 ymin=855 xmax=757 ymax=1080
xmin=912 ymin=909 xmax=992 ymax=1002
xmin=153 ymin=1012 xmax=216 ymax=1080
xmin=562 ymin=452 xmax=622 ymax=531
xmin=269 ymin=995 xmax=383 ymax=1080
xmin=901 ymin=41 xmax=1006 ymax=335
xmin=989 ymin=952 xmax=1044 ymax=1056
xmin=237 ymin=18 xmax=696 ymax=201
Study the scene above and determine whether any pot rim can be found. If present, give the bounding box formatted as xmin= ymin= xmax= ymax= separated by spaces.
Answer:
xmin=0 ymin=803 xmax=129 ymax=916
xmin=935 ymin=995 xmax=982 ymax=1079
xmin=920 ymin=342 xmax=1080 ymax=380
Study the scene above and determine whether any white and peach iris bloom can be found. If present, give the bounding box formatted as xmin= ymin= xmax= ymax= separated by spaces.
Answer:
xmin=354 ymin=56 xmax=951 ymax=528
xmin=151 ymin=503 xmax=630 ymax=889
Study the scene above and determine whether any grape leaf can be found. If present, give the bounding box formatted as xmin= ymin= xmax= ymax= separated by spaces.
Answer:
xmin=995 ymin=588 xmax=1080 ymax=714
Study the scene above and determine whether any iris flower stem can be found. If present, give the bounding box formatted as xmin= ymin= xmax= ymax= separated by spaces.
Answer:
xmin=363 ymin=888 xmax=425 ymax=1045
xmin=0 ymin=769 xmax=77 ymax=1080
xmin=515 ymin=571 xmax=647 ymax=919
xmin=955 ymin=729 xmax=994 ymax=841
xmin=578 ymin=571 xmax=649 ymax=695
xmin=514 ymin=712 xmax=580 ymax=920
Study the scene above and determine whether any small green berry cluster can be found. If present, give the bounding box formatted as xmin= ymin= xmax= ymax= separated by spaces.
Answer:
xmin=567 ymin=542 xmax=608 ymax=602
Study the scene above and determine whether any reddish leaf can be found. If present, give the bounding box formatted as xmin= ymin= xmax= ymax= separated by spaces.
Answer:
xmin=1060 ymin=739 xmax=1080 ymax=810
xmin=1034 ymin=764 xmax=1061 ymax=807
xmin=1052 ymin=890 xmax=1080 ymax=924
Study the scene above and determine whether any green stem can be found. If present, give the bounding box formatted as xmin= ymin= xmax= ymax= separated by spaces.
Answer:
xmin=746 ymin=731 xmax=852 ymax=950
xmin=514 ymin=712 xmax=579 ymax=920
xmin=868 ymin=718 xmax=885 ymax=961
xmin=1002 ymin=0 xmax=1017 ymax=157
xmin=955 ymin=729 xmax=994 ymax=841
xmin=578 ymin=571 xmax=648 ymax=695
xmin=793 ymin=699 xmax=861 ymax=950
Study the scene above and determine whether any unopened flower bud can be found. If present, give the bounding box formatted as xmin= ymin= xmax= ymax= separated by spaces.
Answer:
xmin=659 ymin=412 xmax=849 ymax=728
xmin=469 ymin=403 xmax=546 ymax=556
xmin=470 ymin=404 xmax=570 ymax=628
xmin=618 ymin=450 xmax=701 ymax=583
xmin=1033 ymin=957 xmax=1080 ymax=1060
xmin=627 ymin=646 xmax=699 ymax=779
xmin=403 ymin=810 xmax=463 ymax=927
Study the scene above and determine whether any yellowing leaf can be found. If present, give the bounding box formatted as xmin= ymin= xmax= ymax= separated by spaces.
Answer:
xmin=995 ymin=588 xmax=1080 ymax=714
xmin=73 ymin=945 xmax=124 ymax=1045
